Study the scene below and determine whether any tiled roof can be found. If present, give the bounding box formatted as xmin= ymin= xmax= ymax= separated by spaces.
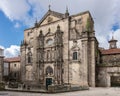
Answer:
xmin=0 ymin=48 xmax=3 ymax=50
xmin=101 ymin=48 xmax=120 ymax=55
xmin=4 ymin=56 xmax=20 ymax=62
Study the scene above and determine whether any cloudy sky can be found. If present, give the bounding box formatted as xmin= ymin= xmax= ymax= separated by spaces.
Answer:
xmin=0 ymin=0 xmax=120 ymax=57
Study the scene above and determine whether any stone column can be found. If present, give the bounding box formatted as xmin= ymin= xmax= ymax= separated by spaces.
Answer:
xmin=89 ymin=39 xmax=96 ymax=87
xmin=106 ymin=73 xmax=111 ymax=87
xmin=54 ymin=62 xmax=58 ymax=84
xmin=82 ymin=39 xmax=89 ymax=86
xmin=33 ymin=37 xmax=39 ymax=83
xmin=20 ymin=46 xmax=26 ymax=82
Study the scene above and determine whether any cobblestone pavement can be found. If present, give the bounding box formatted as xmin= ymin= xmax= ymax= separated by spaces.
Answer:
xmin=0 ymin=87 xmax=120 ymax=96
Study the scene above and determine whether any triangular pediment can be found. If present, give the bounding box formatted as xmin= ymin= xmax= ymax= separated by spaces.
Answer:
xmin=71 ymin=45 xmax=80 ymax=51
xmin=45 ymin=31 xmax=55 ymax=37
xmin=38 ymin=10 xmax=64 ymax=26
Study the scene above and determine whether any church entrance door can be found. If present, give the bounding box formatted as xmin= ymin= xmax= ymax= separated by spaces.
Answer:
xmin=46 ymin=78 xmax=52 ymax=90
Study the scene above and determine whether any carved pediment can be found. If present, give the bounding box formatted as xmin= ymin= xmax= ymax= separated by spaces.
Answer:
xmin=71 ymin=45 xmax=80 ymax=51
xmin=71 ymin=41 xmax=80 ymax=51
xmin=38 ymin=10 xmax=64 ymax=26
xmin=45 ymin=31 xmax=55 ymax=37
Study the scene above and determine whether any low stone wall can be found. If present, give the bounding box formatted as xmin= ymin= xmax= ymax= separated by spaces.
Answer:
xmin=48 ymin=84 xmax=89 ymax=93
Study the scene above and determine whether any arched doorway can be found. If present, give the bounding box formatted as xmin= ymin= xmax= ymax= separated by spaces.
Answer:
xmin=45 ymin=66 xmax=53 ymax=90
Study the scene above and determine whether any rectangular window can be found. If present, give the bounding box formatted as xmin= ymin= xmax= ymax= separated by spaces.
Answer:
xmin=73 ymin=52 xmax=77 ymax=60
xmin=28 ymin=56 xmax=31 ymax=63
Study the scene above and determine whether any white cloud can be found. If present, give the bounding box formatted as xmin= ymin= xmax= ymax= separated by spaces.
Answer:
xmin=0 ymin=0 xmax=120 ymax=48
xmin=112 ymin=29 xmax=120 ymax=47
xmin=0 ymin=0 xmax=33 ymax=26
xmin=0 ymin=45 xmax=4 ymax=49
xmin=0 ymin=45 xmax=20 ymax=58
xmin=0 ymin=0 xmax=30 ymax=21
xmin=14 ymin=22 xmax=20 ymax=28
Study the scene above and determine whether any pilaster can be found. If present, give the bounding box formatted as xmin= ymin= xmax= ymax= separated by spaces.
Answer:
xmin=89 ymin=38 xmax=96 ymax=87
xmin=82 ymin=38 xmax=89 ymax=86
xmin=20 ymin=45 xmax=26 ymax=82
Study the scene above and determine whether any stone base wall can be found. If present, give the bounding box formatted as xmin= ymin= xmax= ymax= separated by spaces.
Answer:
xmin=48 ymin=84 xmax=89 ymax=93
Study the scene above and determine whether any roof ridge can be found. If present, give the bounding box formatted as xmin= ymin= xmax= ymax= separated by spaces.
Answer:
xmin=101 ymin=48 xmax=120 ymax=55
xmin=50 ymin=10 xmax=64 ymax=15
xmin=71 ymin=10 xmax=90 ymax=17
xmin=38 ymin=10 xmax=64 ymax=25
xmin=5 ymin=56 xmax=20 ymax=59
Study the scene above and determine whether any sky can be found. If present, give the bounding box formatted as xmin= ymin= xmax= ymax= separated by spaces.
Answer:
xmin=0 ymin=0 xmax=120 ymax=57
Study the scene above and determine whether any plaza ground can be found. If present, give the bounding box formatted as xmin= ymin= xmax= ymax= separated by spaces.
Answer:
xmin=0 ymin=87 xmax=120 ymax=96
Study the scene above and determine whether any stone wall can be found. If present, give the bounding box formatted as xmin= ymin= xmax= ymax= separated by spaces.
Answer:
xmin=97 ymin=53 xmax=120 ymax=87
xmin=97 ymin=67 xmax=120 ymax=87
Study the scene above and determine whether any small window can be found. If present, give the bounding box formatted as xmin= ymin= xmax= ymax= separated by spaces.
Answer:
xmin=78 ymin=18 xmax=82 ymax=24
xmin=14 ymin=64 xmax=16 ymax=67
xmin=27 ymin=32 xmax=30 ymax=36
xmin=28 ymin=56 xmax=31 ymax=63
xmin=73 ymin=52 xmax=77 ymax=60
xmin=27 ymin=51 xmax=32 ymax=64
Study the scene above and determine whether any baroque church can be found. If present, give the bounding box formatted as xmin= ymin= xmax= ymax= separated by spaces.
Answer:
xmin=20 ymin=7 xmax=120 ymax=90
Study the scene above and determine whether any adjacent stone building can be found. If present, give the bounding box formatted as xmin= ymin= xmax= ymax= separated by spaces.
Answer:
xmin=0 ymin=48 xmax=4 ymax=82
xmin=97 ymin=37 xmax=120 ymax=87
xmin=21 ymin=8 xmax=99 ymax=90
xmin=4 ymin=56 xmax=21 ymax=82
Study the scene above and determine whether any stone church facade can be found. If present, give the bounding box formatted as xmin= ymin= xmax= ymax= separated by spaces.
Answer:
xmin=20 ymin=8 xmax=106 ymax=90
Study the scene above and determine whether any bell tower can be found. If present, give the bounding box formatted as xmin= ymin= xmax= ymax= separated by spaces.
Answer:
xmin=109 ymin=36 xmax=118 ymax=49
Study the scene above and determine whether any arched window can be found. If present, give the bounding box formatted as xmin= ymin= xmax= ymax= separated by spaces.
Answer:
xmin=28 ymin=56 xmax=31 ymax=63
xmin=46 ymin=66 xmax=53 ymax=75
xmin=27 ymin=51 xmax=32 ymax=63
xmin=46 ymin=39 xmax=53 ymax=46
xmin=73 ymin=52 xmax=77 ymax=60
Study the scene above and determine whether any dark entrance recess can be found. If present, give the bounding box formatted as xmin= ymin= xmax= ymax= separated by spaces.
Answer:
xmin=46 ymin=78 xmax=52 ymax=90
xmin=111 ymin=76 xmax=120 ymax=87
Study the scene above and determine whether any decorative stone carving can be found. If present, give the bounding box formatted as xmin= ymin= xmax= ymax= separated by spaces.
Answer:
xmin=47 ymin=17 xmax=53 ymax=23
xmin=70 ymin=40 xmax=81 ymax=63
